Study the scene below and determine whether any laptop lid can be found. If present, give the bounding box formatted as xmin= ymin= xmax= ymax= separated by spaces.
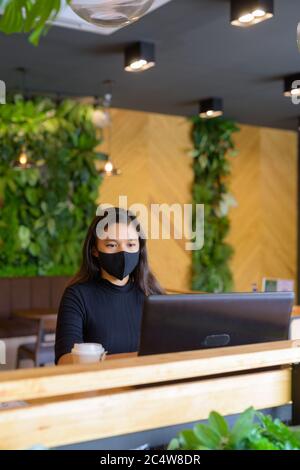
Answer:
xmin=138 ymin=292 xmax=294 ymax=356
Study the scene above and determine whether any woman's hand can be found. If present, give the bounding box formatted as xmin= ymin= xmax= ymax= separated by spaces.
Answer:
xmin=57 ymin=351 xmax=137 ymax=365
xmin=57 ymin=353 xmax=74 ymax=365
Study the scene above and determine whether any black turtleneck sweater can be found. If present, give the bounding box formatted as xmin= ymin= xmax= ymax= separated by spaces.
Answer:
xmin=55 ymin=278 xmax=145 ymax=364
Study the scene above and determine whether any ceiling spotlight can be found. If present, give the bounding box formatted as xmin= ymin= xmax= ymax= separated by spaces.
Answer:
xmin=283 ymin=74 xmax=300 ymax=98
xmin=199 ymin=98 xmax=223 ymax=119
xmin=231 ymin=0 xmax=274 ymax=27
xmin=124 ymin=42 xmax=155 ymax=73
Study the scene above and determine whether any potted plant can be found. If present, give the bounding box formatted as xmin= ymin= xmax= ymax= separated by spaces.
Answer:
xmin=168 ymin=407 xmax=300 ymax=450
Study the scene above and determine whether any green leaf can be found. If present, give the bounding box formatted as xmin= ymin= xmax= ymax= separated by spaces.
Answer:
xmin=47 ymin=218 xmax=56 ymax=236
xmin=0 ymin=178 xmax=6 ymax=200
xmin=18 ymin=225 xmax=31 ymax=249
xmin=193 ymin=424 xmax=221 ymax=449
xmin=26 ymin=168 xmax=40 ymax=186
xmin=25 ymin=187 xmax=39 ymax=205
xmin=178 ymin=429 xmax=202 ymax=450
xmin=96 ymin=152 xmax=109 ymax=161
xmin=41 ymin=201 xmax=48 ymax=213
xmin=28 ymin=242 xmax=40 ymax=257
xmin=29 ymin=207 xmax=40 ymax=217
xmin=33 ymin=218 xmax=45 ymax=230
xmin=0 ymin=0 xmax=24 ymax=34
xmin=208 ymin=411 xmax=229 ymax=439
xmin=189 ymin=149 xmax=200 ymax=158
xmin=257 ymin=413 xmax=300 ymax=449
xmin=230 ymin=407 xmax=256 ymax=444
xmin=167 ymin=438 xmax=180 ymax=450
xmin=0 ymin=0 xmax=69 ymax=45
xmin=6 ymin=177 xmax=17 ymax=192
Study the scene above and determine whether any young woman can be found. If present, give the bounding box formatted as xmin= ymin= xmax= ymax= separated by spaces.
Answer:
xmin=55 ymin=207 xmax=164 ymax=365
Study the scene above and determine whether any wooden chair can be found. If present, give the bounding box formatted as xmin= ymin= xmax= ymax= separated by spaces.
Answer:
xmin=16 ymin=315 xmax=57 ymax=368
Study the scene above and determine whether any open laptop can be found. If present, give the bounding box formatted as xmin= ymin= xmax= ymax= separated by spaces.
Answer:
xmin=138 ymin=292 xmax=294 ymax=356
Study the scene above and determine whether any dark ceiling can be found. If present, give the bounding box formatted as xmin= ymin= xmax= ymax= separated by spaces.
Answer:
xmin=1 ymin=0 xmax=300 ymax=130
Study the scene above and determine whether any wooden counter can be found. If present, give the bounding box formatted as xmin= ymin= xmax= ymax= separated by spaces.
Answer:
xmin=0 ymin=340 xmax=300 ymax=450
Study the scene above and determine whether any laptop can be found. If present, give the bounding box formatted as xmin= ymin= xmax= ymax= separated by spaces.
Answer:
xmin=138 ymin=292 xmax=294 ymax=356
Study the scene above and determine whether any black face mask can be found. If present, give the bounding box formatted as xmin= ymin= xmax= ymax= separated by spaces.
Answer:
xmin=96 ymin=250 xmax=140 ymax=281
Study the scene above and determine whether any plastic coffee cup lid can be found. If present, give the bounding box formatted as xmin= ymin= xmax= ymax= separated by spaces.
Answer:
xmin=71 ymin=343 xmax=105 ymax=355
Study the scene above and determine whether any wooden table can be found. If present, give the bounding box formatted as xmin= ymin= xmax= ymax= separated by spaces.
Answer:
xmin=12 ymin=308 xmax=57 ymax=321
xmin=106 ymin=352 xmax=138 ymax=361
xmin=12 ymin=311 xmax=135 ymax=364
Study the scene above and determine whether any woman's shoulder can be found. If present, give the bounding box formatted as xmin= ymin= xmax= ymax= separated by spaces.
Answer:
xmin=59 ymin=280 xmax=100 ymax=314
xmin=64 ymin=278 xmax=147 ymax=298
xmin=63 ymin=279 xmax=98 ymax=298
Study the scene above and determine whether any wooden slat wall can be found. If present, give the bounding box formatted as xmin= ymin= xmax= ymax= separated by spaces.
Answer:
xmin=97 ymin=111 xmax=297 ymax=293
xmin=0 ymin=277 xmax=70 ymax=319
xmin=227 ymin=125 xmax=262 ymax=291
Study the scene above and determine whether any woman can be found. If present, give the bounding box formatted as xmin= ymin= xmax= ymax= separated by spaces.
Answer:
xmin=55 ymin=207 xmax=164 ymax=365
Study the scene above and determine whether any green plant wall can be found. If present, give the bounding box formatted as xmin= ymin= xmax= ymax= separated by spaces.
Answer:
xmin=0 ymin=96 xmax=104 ymax=277
xmin=190 ymin=116 xmax=239 ymax=293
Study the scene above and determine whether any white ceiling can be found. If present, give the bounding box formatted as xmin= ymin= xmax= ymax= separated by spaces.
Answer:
xmin=53 ymin=0 xmax=173 ymax=35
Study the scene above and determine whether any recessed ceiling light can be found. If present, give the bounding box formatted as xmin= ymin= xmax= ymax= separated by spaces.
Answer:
xmin=231 ymin=0 xmax=274 ymax=27
xmin=199 ymin=98 xmax=224 ymax=119
xmin=283 ymin=74 xmax=300 ymax=97
xmin=253 ymin=9 xmax=266 ymax=17
xmin=124 ymin=42 xmax=155 ymax=73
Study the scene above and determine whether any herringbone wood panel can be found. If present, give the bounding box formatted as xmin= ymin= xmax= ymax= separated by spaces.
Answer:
xmin=228 ymin=126 xmax=297 ymax=292
xmin=99 ymin=109 xmax=297 ymax=292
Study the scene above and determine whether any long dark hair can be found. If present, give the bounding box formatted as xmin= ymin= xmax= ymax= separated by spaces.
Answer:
xmin=69 ymin=207 xmax=164 ymax=296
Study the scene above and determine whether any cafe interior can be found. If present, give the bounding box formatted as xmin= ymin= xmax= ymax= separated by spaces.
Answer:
xmin=1 ymin=0 xmax=300 ymax=452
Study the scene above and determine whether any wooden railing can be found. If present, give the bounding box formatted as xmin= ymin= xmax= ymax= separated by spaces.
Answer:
xmin=0 ymin=340 xmax=300 ymax=450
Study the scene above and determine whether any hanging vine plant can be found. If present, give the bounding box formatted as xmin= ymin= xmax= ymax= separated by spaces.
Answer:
xmin=0 ymin=95 xmax=105 ymax=277
xmin=190 ymin=116 xmax=239 ymax=293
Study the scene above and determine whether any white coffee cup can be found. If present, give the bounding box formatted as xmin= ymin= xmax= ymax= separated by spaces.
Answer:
xmin=71 ymin=343 xmax=107 ymax=364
